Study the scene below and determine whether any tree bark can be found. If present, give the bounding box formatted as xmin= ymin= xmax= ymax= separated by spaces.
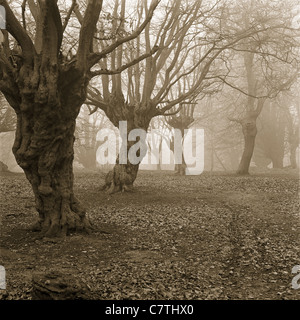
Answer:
xmin=237 ymin=116 xmax=258 ymax=175
xmin=103 ymin=156 xmax=140 ymax=194
xmin=13 ymin=99 xmax=91 ymax=238
xmin=102 ymin=109 xmax=149 ymax=193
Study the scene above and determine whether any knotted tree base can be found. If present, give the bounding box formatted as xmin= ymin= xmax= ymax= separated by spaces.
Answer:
xmin=102 ymin=163 xmax=139 ymax=194
xmin=30 ymin=215 xmax=93 ymax=238
xmin=28 ymin=186 xmax=93 ymax=238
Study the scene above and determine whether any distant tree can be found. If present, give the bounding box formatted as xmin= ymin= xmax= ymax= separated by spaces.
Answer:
xmin=225 ymin=0 xmax=299 ymax=174
xmin=287 ymin=109 xmax=299 ymax=169
xmin=166 ymin=102 xmax=197 ymax=175
xmin=254 ymin=100 xmax=287 ymax=169
xmin=283 ymin=86 xmax=299 ymax=169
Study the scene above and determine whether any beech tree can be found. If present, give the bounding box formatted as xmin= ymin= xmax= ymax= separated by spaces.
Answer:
xmin=166 ymin=102 xmax=197 ymax=175
xmin=166 ymin=65 xmax=222 ymax=175
xmin=86 ymin=0 xmax=279 ymax=192
xmin=0 ymin=0 xmax=159 ymax=237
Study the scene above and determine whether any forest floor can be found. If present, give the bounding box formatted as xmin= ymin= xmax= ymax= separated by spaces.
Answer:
xmin=0 ymin=169 xmax=299 ymax=300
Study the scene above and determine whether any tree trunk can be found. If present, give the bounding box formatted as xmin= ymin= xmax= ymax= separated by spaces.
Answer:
xmin=13 ymin=103 xmax=91 ymax=238
xmin=289 ymin=127 xmax=299 ymax=169
xmin=167 ymin=114 xmax=194 ymax=176
xmin=0 ymin=0 xmax=104 ymax=238
xmin=175 ymin=154 xmax=187 ymax=176
xmin=271 ymin=156 xmax=283 ymax=169
xmin=102 ymin=121 xmax=148 ymax=193
xmin=290 ymin=145 xmax=298 ymax=169
xmin=103 ymin=157 xmax=140 ymax=194
xmin=237 ymin=117 xmax=258 ymax=175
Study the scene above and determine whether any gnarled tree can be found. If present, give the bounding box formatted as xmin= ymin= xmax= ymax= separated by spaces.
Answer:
xmin=87 ymin=0 xmax=275 ymax=192
xmin=0 ymin=0 xmax=159 ymax=237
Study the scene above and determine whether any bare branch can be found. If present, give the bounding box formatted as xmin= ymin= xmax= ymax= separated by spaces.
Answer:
xmin=88 ymin=0 xmax=160 ymax=68
xmin=21 ymin=0 xmax=27 ymax=30
xmin=62 ymin=0 xmax=77 ymax=33
xmin=90 ymin=45 xmax=160 ymax=77
xmin=0 ymin=0 xmax=35 ymax=64
xmin=76 ymin=0 xmax=103 ymax=72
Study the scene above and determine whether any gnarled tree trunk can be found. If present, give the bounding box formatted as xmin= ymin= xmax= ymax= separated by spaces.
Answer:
xmin=1 ymin=0 xmax=152 ymax=236
xmin=13 ymin=94 xmax=91 ymax=238
xmin=103 ymin=152 xmax=141 ymax=194
xmin=102 ymin=96 xmax=150 ymax=193
xmin=103 ymin=132 xmax=147 ymax=193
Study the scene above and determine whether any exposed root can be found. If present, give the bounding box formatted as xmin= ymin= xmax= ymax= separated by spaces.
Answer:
xmin=29 ymin=211 xmax=93 ymax=238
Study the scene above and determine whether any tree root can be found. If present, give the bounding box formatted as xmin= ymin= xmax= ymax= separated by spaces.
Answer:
xmin=29 ymin=214 xmax=93 ymax=238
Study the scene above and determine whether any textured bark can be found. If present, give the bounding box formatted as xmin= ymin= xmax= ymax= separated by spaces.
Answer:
xmin=4 ymin=44 xmax=92 ymax=237
xmin=103 ymin=127 xmax=147 ymax=193
xmin=13 ymin=92 xmax=91 ymax=237
xmin=103 ymin=155 xmax=140 ymax=194
xmin=0 ymin=1 xmax=104 ymax=237
xmin=237 ymin=116 xmax=258 ymax=175
xmin=102 ymin=94 xmax=151 ymax=193
xmin=1 ymin=0 xmax=160 ymax=235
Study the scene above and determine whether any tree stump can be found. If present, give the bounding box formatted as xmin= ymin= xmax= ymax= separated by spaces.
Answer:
xmin=32 ymin=271 xmax=90 ymax=300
